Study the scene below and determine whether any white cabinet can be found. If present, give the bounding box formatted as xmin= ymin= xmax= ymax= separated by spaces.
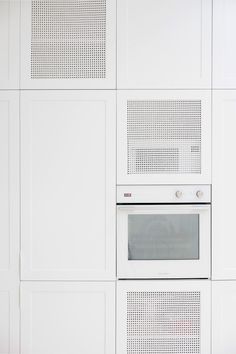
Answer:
xmin=0 ymin=92 xmax=19 ymax=283
xmin=20 ymin=0 xmax=116 ymax=89
xmin=117 ymin=90 xmax=211 ymax=185
xmin=212 ymin=281 xmax=236 ymax=354
xmin=0 ymin=0 xmax=20 ymax=89
xmin=213 ymin=0 xmax=236 ymax=88
xmin=212 ymin=91 xmax=236 ymax=279
xmin=21 ymin=282 xmax=115 ymax=354
xmin=0 ymin=284 xmax=19 ymax=354
xmin=21 ymin=91 xmax=116 ymax=280
xmin=0 ymin=92 xmax=19 ymax=354
xmin=117 ymin=280 xmax=211 ymax=354
xmin=117 ymin=0 xmax=212 ymax=89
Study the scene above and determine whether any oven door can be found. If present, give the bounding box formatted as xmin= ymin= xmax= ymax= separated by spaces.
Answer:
xmin=117 ymin=204 xmax=211 ymax=279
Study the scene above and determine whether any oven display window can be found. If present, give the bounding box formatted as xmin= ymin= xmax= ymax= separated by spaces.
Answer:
xmin=128 ymin=214 xmax=199 ymax=261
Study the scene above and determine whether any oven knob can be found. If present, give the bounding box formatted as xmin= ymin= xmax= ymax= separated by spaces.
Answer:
xmin=175 ymin=191 xmax=182 ymax=199
xmin=196 ymin=190 xmax=203 ymax=199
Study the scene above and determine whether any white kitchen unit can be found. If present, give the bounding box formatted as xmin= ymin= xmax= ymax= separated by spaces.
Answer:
xmin=0 ymin=91 xmax=20 ymax=354
xmin=213 ymin=0 xmax=236 ymax=88
xmin=21 ymin=91 xmax=116 ymax=280
xmin=117 ymin=90 xmax=211 ymax=185
xmin=0 ymin=283 xmax=19 ymax=354
xmin=20 ymin=0 xmax=116 ymax=89
xmin=212 ymin=91 xmax=236 ymax=280
xmin=0 ymin=0 xmax=20 ymax=89
xmin=117 ymin=0 xmax=212 ymax=89
xmin=117 ymin=280 xmax=211 ymax=354
xmin=212 ymin=281 xmax=236 ymax=354
xmin=21 ymin=282 xmax=115 ymax=354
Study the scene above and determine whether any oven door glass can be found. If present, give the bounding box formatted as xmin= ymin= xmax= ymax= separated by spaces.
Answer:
xmin=128 ymin=214 xmax=199 ymax=260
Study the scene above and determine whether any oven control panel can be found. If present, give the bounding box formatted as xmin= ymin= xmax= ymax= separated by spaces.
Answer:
xmin=117 ymin=185 xmax=211 ymax=203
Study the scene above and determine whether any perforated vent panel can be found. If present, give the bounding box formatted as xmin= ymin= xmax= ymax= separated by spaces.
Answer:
xmin=127 ymin=101 xmax=201 ymax=175
xmin=127 ymin=291 xmax=201 ymax=354
xmin=31 ymin=0 xmax=106 ymax=79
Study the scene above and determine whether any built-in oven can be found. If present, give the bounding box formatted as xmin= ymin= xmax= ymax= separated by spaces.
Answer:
xmin=117 ymin=185 xmax=211 ymax=279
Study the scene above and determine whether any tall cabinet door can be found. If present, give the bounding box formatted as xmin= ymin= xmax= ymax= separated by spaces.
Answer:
xmin=0 ymin=0 xmax=20 ymax=89
xmin=213 ymin=0 xmax=236 ymax=88
xmin=21 ymin=282 xmax=115 ymax=354
xmin=212 ymin=91 xmax=236 ymax=279
xmin=117 ymin=0 xmax=212 ymax=89
xmin=0 ymin=92 xmax=19 ymax=354
xmin=117 ymin=90 xmax=211 ymax=185
xmin=21 ymin=91 xmax=116 ymax=280
xmin=212 ymin=281 xmax=236 ymax=354
xmin=20 ymin=0 xmax=116 ymax=89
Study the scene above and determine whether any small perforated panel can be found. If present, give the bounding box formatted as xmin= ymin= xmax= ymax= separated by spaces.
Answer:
xmin=127 ymin=101 xmax=201 ymax=175
xmin=127 ymin=291 xmax=201 ymax=354
xmin=31 ymin=0 xmax=106 ymax=79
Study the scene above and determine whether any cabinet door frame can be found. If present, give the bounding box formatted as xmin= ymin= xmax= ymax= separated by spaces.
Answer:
xmin=212 ymin=281 xmax=236 ymax=354
xmin=212 ymin=90 xmax=236 ymax=279
xmin=213 ymin=0 xmax=236 ymax=88
xmin=21 ymin=281 xmax=115 ymax=354
xmin=0 ymin=0 xmax=20 ymax=89
xmin=117 ymin=90 xmax=211 ymax=185
xmin=21 ymin=90 xmax=116 ymax=280
xmin=117 ymin=0 xmax=212 ymax=89
xmin=0 ymin=91 xmax=19 ymax=354
xmin=20 ymin=0 xmax=116 ymax=89
xmin=117 ymin=280 xmax=211 ymax=354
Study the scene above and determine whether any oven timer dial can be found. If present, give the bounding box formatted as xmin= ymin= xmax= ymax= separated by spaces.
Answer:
xmin=196 ymin=190 xmax=204 ymax=199
xmin=175 ymin=191 xmax=183 ymax=199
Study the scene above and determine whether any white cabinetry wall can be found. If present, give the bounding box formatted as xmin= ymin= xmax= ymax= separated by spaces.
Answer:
xmin=212 ymin=91 xmax=236 ymax=280
xmin=0 ymin=92 xmax=19 ymax=354
xmin=0 ymin=0 xmax=20 ymax=89
xmin=212 ymin=281 xmax=236 ymax=354
xmin=213 ymin=0 xmax=236 ymax=88
xmin=117 ymin=0 xmax=212 ymax=89
xmin=20 ymin=90 xmax=116 ymax=280
xmin=21 ymin=282 xmax=115 ymax=354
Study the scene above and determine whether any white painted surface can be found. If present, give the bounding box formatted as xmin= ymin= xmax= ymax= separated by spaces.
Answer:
xmin=213 ymin=0 xmax=236 ymax=88
xmin=21 ymin=282 xmax=115 ymax=354
xmin=212 ymin=281 xmax=236 ymax=354
xmin=117 ymin=0 xmax=211 ymax=89
xmin=21 ymin=91 xmax=116 ymax=280
xmin=0 ymin=91 xmax=19 ymax=354
xmin=0 ymin=0 xmax=19 ymax=89
xmin=117 ymin=90 xmax=211 ymax=185
xmin=0 ymin=91 xmax=19 ymax=283
xmin=212 ymin=91 xmax=236 ymax=280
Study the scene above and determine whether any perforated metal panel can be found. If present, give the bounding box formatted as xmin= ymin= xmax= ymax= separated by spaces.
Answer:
xmin=127 ymin=291 xmax=201 ymax=354
xmin=31 ymin=0 xmax=106 ymax=79
xmin=127 ymin=101 xmax=202 ymax=175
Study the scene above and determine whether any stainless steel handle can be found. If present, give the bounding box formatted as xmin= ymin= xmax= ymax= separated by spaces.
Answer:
xmin=196 ymin=190 xmax=204 ymax=199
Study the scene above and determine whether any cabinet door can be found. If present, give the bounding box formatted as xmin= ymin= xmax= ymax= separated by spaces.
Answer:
xmin=21 ymin=91 xmax=116 ymax=280
xmin=20 ymin=0 xmax=116 ymax=89
xmin=0 ymin=0 xmax=20 ymax=89
xmin=117 ymin=280 xmax=211 ymax=354
xmin=212 ymin=281 xmax=236 ymax=354
xmin=213 ymin=0 xmax=236 ymax=88
xmin=117 ymin=90 xmax=211 ymax=185
xmin=212 ymin=91 xmax=236 ymax=279
xmin=117 ymin=0 xmax=211 ymax=89
xmin=0 ymin=92 xmax=19 ymax=354
xmin=21 ymin=282 xmax=115 ymax=354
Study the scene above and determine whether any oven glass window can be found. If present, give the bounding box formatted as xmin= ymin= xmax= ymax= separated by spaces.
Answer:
xmin=128 ymin=214 xmax=199 ymax=260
